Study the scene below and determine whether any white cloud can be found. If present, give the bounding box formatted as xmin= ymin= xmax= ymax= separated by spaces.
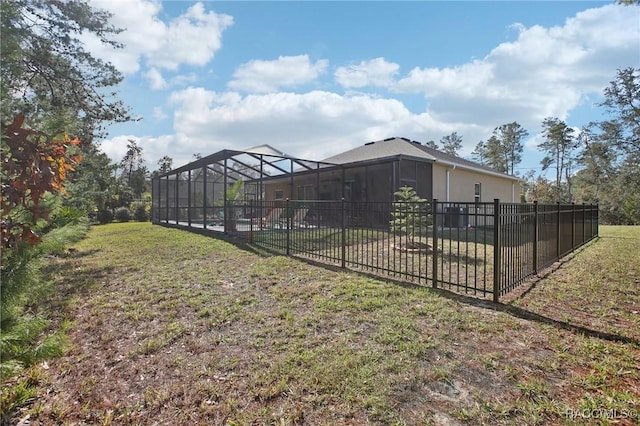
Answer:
xmin=395 ymin=60 xmax=495 ymax=98
xmin=85 ymin=0 xmax=232 ymax=74
xmin=143 ymin=68 xmax=198 ymax=90
xmin=393 ymin=4 xmax=639 ymax=130
xmin=98 ymin=134 xmax=136 ymax=165
xmin=106 ymin=86 xmax=476 ymax=171
xmin=170 ymin=73 xmax=198 ymax=87
xmin=153 ymin=106 xmax=167 ymax=121
xmin=144 ymin=68 xmax=167 ymax=90
xmin=100 ymin=3 xmax=638 ymax=175
xmin=163 ymin=87 xmax=484 ymax=164
xmin=335 ymin=57 xmax=400 ymax=88
xmin=149 ymin=3 xmax=233 ymax=71
xmin=228 ymin=55 xmax=329 ymax=93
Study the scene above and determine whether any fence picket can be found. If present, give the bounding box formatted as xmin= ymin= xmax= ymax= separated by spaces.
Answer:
xmin=153 ymin=198 xmax=598 ymax=301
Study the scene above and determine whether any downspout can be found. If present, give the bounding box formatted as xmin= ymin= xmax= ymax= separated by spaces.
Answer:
xmin=446 ymin=165 xmax=456 ymax=202
xmin=446 ymin=168 xmax=449 ymax=202
xmin=290 ymin=158 xmax=294 ymax=200
xmin=392 ymin=161 xmax=397 ymax=201
xmin=223 ymin=158 xmax=228 ymax=233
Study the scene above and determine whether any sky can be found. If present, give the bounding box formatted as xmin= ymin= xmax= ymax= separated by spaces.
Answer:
xmin=85 ymin=0 xmax=640 ymax=177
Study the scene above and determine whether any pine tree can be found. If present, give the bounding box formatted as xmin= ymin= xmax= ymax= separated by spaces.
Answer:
xmin=440 ymin=132 xmax=463 ymax=156
xmin=540 ymin=118 xmax=577 ymax=202
xmin=390 ymin=186 xmax=431 ymax=249
xmin=472 ymin=122 xmax=527 ymax=174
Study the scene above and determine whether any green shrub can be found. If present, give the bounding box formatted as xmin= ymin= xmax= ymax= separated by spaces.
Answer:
xmin=39 ymin=219 xmax=90 ymax=256
xmin=97 ymin=209 xmax=113 ymax=224
xmin=49 ymin=206 xmax=85 ymax=228
xmin=0 ymin=243 xmax=39 ymax=327
xmin=131 ymin=202 xmax=150 ymax=222
xmin=1 ymin=220 xmax=87 ymax=384
xmin=390 ymin=186 xmax=432 ymax=245
xmin=114 ymin=207 xmax=131 ymax=222
xmin=39 ymin=205 xmax=86 ymax=235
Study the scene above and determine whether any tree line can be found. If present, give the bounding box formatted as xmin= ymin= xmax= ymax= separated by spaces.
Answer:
xmin=2 ymin=2 xmax=638 ymax=256
xmin=0 ymin=1 xmax=638 ymax=410
xmin=426 ymin=68 xmax=639 ymax=225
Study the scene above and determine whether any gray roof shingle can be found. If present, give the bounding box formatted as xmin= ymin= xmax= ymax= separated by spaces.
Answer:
xmin=322 ymin=137 xmax=436 ymax=164
xmin=322 ymin=137 xmax=519 ymax=180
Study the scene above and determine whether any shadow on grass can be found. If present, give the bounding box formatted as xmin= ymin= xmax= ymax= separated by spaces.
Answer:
xmin=232 ymin=243 xmax=637 ymax=346
xmin=437 ymin=227 xmax=494 ymax=245
xmin=159 ymin=224 xmax=633 ymax=346
xmin=442 ymin=291 xmax=640 ymax=346
xmin=252 ymin=246 xmax=638 ymax=347
xmin=375 ymin=272 xmax=640 ymax=347
xmin=503 ymin=237 xmax=599 ymax=301
xmin=42 ymin=248 xmax=101 ymax=265
xmin=435 ymin=251 xmax=489 ymax=266
xmin=491 ymin=302 xmax=640 ymax=346
xmin=37 ymin=249 xmax=114 ymax=314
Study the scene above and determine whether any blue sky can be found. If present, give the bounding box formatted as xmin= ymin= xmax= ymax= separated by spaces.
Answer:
xmin=86 ymin=0 xmax=640 ymax=177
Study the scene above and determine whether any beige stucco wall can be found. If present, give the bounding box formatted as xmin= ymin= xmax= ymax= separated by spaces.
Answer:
xmin=264 ymin=163 xmax=521 ymax=204
xmin=432 ymin=163 xmax=520 ymax=203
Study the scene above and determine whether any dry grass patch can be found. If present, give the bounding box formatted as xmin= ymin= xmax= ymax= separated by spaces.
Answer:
xmin=4 ymin=223 xmax=639 ymax=425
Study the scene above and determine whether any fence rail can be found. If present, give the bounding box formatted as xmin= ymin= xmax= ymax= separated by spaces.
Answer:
xmin=153 ymin=199 xmax=598 ymax=301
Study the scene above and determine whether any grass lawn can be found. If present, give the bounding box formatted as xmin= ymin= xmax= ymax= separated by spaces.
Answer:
xmin=5 ymin=223 xmax=639 ymax=425
xmin=258 ymin=226 xmax=495 ymax=294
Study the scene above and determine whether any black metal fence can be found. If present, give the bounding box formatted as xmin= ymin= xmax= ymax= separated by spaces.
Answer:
xmin=495 ymin=202 xmax=598 ymax=298
xmin=154 ymin=199 xmax=598 ymax=301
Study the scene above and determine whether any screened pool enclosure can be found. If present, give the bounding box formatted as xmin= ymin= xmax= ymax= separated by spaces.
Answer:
xmin=151 ymin=145 xmax=598 ymax=301
xmin=151 ymin=145 xmax=339 ymax=232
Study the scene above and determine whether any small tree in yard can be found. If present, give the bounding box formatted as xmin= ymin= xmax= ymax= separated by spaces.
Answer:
xmin=1 ymin=114 xmax=84 ymax=383
xmin=224 ymin=180 xmax=244 ymax=231
xmin=114 ymin=207 xmax=131 ymax=222
xmin=1 ymin=115 xmax=83 ymax=250
xmin=390 ymin=186 xmax=432 ymax=250
xmin=131 ymin=202 xmax=150 ymax=222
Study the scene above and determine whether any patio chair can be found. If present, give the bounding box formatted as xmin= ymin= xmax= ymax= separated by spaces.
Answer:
xmin=262 ymin=207 xmax=285 ymax=228
xmin=277 ymin=206 xmax=310 ymax=229
xmin=208 ymin=209 xmax=224 ymax=227
xmin=292 ymin=206 xmax=309 ymax=228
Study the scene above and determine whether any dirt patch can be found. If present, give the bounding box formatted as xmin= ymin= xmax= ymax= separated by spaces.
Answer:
xmin=5 ymin=223 xmax=640 ymax=425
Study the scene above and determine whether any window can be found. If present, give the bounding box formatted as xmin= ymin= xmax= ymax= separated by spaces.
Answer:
xmin=297 ymin=184 xmax=315 ymax=200
xmin=275 ymin=189 xmax=284 ymax=200
xmin=474 ymin=183 xmax=481 ymax=202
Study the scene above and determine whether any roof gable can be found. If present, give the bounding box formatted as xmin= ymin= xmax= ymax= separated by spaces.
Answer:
xmin=242 ymin=144 xmax=290 ymax=157
xmin=322 ymin=137 xmax=436 ymax=164
xmin=322 ymin=137 xmax=520 ymax=181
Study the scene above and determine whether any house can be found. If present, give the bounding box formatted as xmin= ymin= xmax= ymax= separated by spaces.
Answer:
xmin=152 ymin=138 xmax=521 ymax=228
xmin=263 ymin=137 xmax=521 ymax=204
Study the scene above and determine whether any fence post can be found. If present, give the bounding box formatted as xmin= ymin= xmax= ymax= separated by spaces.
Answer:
xmin=556 ymin=201 xmax=561 ymax=260
xmin=249 ymin=199 xmax=254 ymax=244
xmin=571 ymin=203 xmax=576 ymax=252
xmin=202 ymin=169 xmax=207 ymax=229
xmin=493 ymin=199 xmax=501 ymax=303
xmin=167 ymin=175 xmax=171 ymax=223
xmin=341 ymin=198 xmax=346 ymax=269
xmin=187 ymin=170 xmax=192 ymax=227
xmin=533 ymin=201 xmax=538 ymax=274
xmin=175 ymin=174 xmax=179 ymax=225
xmin=286 ymin=198 xmax=291 ymax=256
xmin=432 ymin=199 xmax=438 ymax=289
xmin=582 ymin=203 xmax=592 ymax=244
